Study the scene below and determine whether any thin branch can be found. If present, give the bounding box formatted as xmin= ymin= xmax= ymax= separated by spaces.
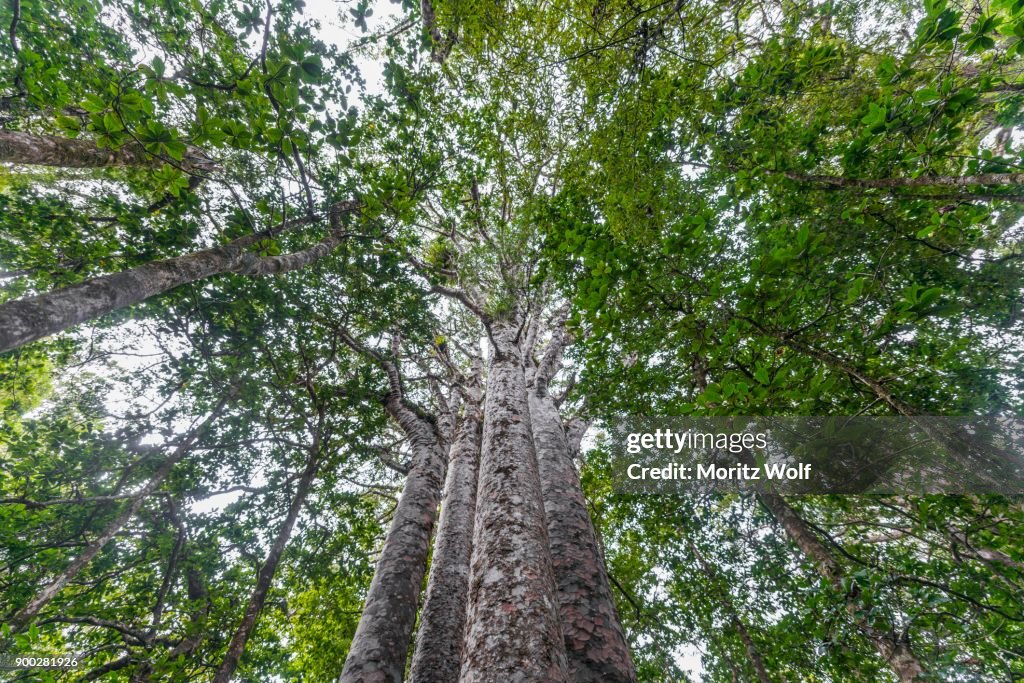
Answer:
xmin=784 ymin=170 xmax=1024 ymax=190
xmin=9 ymin=0 xmax=21 ymax=53
xmin=0 ymin=493 xmax=140 ymax=509
xmin=429 ymin=284 xmax=491 ymax=324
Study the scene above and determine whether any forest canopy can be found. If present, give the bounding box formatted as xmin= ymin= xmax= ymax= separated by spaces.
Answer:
xmin=0 ymin=0 xmax=1022 ymax=681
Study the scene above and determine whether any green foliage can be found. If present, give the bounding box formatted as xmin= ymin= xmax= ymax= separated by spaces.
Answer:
xmin=1 ymin=0 xmax=1022 ymax=681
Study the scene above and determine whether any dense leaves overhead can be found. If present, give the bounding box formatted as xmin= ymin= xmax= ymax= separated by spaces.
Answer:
xmin=1 ymin=0 xmax=1022 ymax=681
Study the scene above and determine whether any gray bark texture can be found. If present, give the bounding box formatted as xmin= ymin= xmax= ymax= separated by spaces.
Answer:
xmin=758 ymin=492 xmax=926 ymax=683
xmin=528 ymin=334 xmax=636 ymax=683
xmin=339 ymin=392 xmax=447 ymax=683
xmin=0 ymin=130 xmax=213 ymax=170
xmin=458 ymin=321 xmax=569 ymax=683
xmin=0 ymin=201 xmax=358 ymax=353
xmin=408 ymin=404 xmax=482 ymax=683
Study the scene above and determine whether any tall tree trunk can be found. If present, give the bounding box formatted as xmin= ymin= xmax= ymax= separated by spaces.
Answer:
xmin=0 ymin=202 xmax=357 ymax=353
xmin=7 ymin=399 xmax=227 ymax=632
xmin=0 ymin=130 xmax=211 ymax=170
xmin=213 ymin=448 xmax=322 ymax=683
xmin=340 ymin=392 xmax=447 ymax=683
xmin=529 ymin=391 xmax=635 ymax=682
xmin=459 ymin=320 xmax=569 ymax=683
xmin=757 ymin=492 xmax=927 ymax=683
xmin=408 ymin=405 xmax=482 ymax=683
xmin=524 ymin=311 xmax=634 ymax=681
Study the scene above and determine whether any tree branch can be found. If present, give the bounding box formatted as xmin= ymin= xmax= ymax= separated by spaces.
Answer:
xmin=9 ymin=0 xmax=20 ymax=53
xmin=784 ymin=170 xmax=1024 ymax=190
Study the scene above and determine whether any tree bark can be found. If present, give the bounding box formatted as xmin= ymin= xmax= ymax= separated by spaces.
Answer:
xmin=529 ymin=388 xmax=635 ymax=682
xmin=420 ymin=0 xmax=456 ymax=63
xmin=339 ymin=392 xmax=447 ymax=682
xmin=784 ymin=170 xmax=1024 ymax=189
xmin=0 ymin=130 xmax=212 ymax=170
xmin=0 ymin=201 xmax=358 ymax=353
xmin=733 ymin=616 xmax=772 ymax=683
xmin=459 ymin=320 xmax=569 ymax=683
xmin=757 ymin=492 xmax=927 ymax=683
xmin=408 ymin=405 xmax=482 ymax=683
xmin=213 ymin=448 xmax=321 ymax=683
xmin=8 ymin=398 xmax=227 ymax=632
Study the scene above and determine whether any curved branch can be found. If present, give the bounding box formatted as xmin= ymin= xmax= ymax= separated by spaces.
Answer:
xmin=8 ymin=0 xmax=20 ymax=53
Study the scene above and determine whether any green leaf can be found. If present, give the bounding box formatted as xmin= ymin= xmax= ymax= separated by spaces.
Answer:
xmin=797 ymin=226 xmax=810 ymax=249
xmin=300 ymin=57 xmax=323 ymax=81
xmin=845 ymin=277 xmax=867 ymax=304
xmin=102 ymin=112 xmax=123 ymax=133
xmin=918 ymin=287 xmax=942 ymax=307
xmin=56 ymin=114 xmax=81 ymax=134
xmin=913 ymin=87 xmax=940 ymax=104
xmin=861 ymin=103 xmax=886 ymax=127
xmin=164 ymin=140 xmax=187 ymax=161
xmin=81 ymin=93 xmax=106 ymax=113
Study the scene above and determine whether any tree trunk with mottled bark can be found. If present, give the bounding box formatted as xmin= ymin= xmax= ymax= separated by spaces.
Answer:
xmin=758 ymin=492 xmax=926 ymax=683
xmin=408 ymin=403 xmax=482 ymax=683
xmin=459 ymin=319 xmax=569 ymax=683
xmin=0 ymin=130 xmax=212 ymax=170
xmin=528 ymin=352 xmax=635 ymax=682
xmin=339 ymin=391 xmax=447 ymax=682
xmin=0 ymin=201 xmax=358 ymax=353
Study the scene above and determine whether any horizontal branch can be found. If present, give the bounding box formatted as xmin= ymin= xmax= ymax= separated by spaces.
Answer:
xmin=0 ymin=130 xmax=216 ymax=172
xmin=785 ymin=170 xmax=1024 ymax=190
xmin=0 ymin=493 xmax=139 ymax=509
